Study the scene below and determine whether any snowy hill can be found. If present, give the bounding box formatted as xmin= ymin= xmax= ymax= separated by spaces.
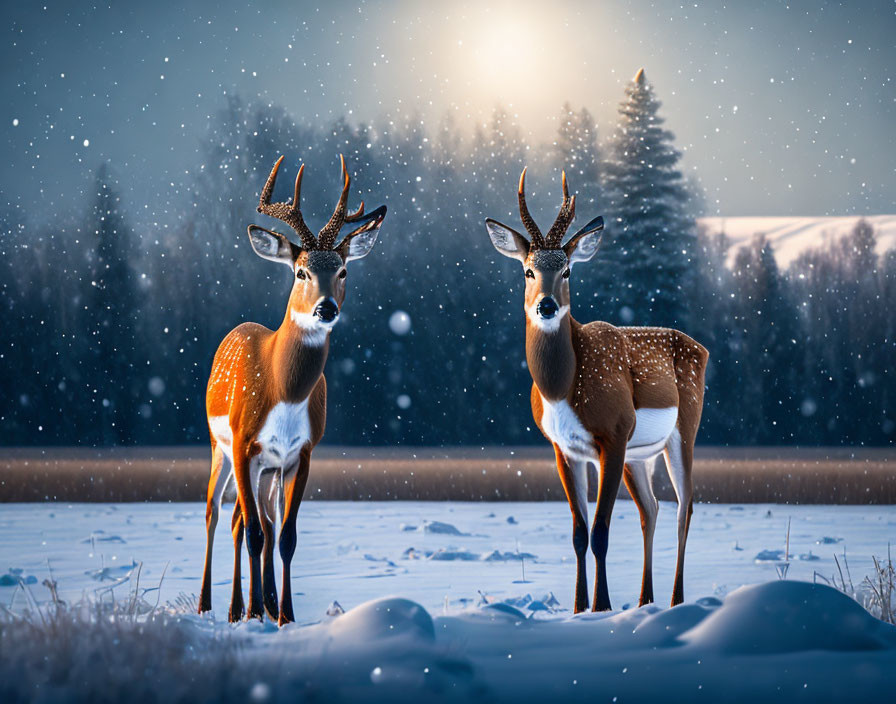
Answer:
xmin=697 ymin=215 xmax=896 ymax=268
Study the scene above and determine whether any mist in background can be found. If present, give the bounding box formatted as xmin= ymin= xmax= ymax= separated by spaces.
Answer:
xmin=3 ymin=0 xmax=894 ymax=221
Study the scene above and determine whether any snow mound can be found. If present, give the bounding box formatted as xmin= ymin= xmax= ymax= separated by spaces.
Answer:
xmin=422 ymin=521 xmax=466 ymax=535
xmin=817 ymin=536 xmax=843 ymax=545
xmin=84 ymin=559 xmax=139 ymax=581
xmin=428 ymin=548 xmax=479 ymax=561
xmin=402 ymin=547 xmax=537 ymax=562
xmin=633 ymin=603 xmax=716 ymax=647
xmin=679 ymin=581 xmax=896 ymax=654
xmin=481 ymin=549 xmax=536 ymax=562
xmin=400 ymin=520 xmax=470 ymax=535
xmin=81 ymin=530 xmax=126 ymax=544
xmin=754 ymin=549 xmax=784 ymax=562
xmin=0 ymin=568 xmax=38 ymax=586
xmin=328 ymin=596 xmax=435 ymax=643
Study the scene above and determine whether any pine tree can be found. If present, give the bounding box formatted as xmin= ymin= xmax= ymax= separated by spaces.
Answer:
xmin=731 ymin=235 xmax=803 ymax=443
xmin=602 ymin=69 xmax=699 ymax=328
xmin=85 ymin=164 xmax=138 ymax=444
xmin=552 ymin=103 xmax=601 ymax=208
xmin=689 ymin=228 xmax=736 ymax=443
xmin=552 ymin=103 xmax=605 ymax=319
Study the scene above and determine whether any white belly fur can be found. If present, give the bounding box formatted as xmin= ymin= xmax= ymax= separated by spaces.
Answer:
xmin=256 ymin=400 xmax=311 ymax=468
xmin=540 ymin=398 xmax=678 ymax=463
xmin=209 ymin=414 xmax=234 ymax=462
xmin=626 ymin=406 xmax=679 ymax=460
xmin=209 ymin=399 xmax=311 ymax=470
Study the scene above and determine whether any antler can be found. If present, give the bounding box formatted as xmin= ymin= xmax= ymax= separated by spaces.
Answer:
xmin=518 ymin=168 xmax=546 ymax=249
xmin=545 ymin=170 xmax=577 ymax=247
xmin=257 ymin=156 xmax=318 ymax=250
xmin=256 ymin=154 xmax=374 ymax=252
xmin=318 ymin=155 xmax=353 ymax=250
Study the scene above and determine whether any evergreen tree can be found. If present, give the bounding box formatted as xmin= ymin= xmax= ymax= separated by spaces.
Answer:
xmin=689 ymin=228 xmax=737 ymax=443
xmin=881 ymin=250 xmax=896 ymax=444
xmin=552 ymin=103 xmax=601 ymax=207
xmin=85 ymin=164 xmax=139 ymax=444
xmin=2 ymin=92 xmax=894 ymax=449
xmin=731 ymin=235 xmax=804 ymax=443
xmin=602 ymin=69 xmax=699 ymax=328
xmin=552 ymin=103 xmax=607 ymax=319
xmin=790 ymin=219 xmax=886 ymax=444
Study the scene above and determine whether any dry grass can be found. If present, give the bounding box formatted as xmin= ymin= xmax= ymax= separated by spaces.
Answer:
xmin=1 ymin=445 xmax=894 ymax=504
xmin=0 ymin=577 xmax=248 ymax=704
xmin=814 ymin=546 xmax=896 ymax=624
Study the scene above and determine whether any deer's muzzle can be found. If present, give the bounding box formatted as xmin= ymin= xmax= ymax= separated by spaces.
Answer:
xmin=537 ymin=296 xmax=559 ymax=319
xmin=314 ymin=297 xmax=339 ymax=324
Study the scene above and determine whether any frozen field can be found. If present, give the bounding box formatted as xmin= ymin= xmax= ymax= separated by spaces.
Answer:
xmin=2 ymin=501 xmax=895 ymax=703
xmin=2 ymin=500 xmax=895 ymax=615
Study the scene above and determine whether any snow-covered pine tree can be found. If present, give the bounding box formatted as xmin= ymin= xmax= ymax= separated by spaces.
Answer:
xmin=602 ymin=69 xmax=699 ymax=328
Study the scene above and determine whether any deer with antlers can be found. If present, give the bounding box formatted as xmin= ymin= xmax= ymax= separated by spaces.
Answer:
xmin=485 ymin=169 xmax=708 ymax=612
xmin=198 ymin=155 xmax=387 ymax=623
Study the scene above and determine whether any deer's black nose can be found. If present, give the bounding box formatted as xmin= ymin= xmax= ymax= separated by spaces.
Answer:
xmin=537 ymin=297 xmax=558 ymax=319
xmin=315 ymin=298 xmax=339 ymax=323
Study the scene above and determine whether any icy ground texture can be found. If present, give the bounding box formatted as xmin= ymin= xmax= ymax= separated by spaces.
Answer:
xmin=1 ymin=501 xmax=893 ymax=617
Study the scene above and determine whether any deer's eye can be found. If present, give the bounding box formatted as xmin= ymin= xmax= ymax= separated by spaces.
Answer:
xmin=338 ymin=269 xmax=347 ymax=279
xmin=562 ymin=268 xmax=570 ymax=279
xmin=525 ymin=269 xmax=535 ymax=279
xmin=296 ymin=268 xmax=307 ymax=280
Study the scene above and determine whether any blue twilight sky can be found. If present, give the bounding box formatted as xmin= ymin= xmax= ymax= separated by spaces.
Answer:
xmin=2 ymin=0 xmax=894 ymax=225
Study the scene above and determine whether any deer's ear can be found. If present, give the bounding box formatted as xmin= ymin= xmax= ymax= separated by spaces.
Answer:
xmin=337 ymin=205 xmax=387 ymax=262
xmin=564 ymin=215 xmax=604 ymax=266
xmin=485 ymin=219 xmax=530 ymax=262
xmin=247 ymin=225 xmax=299 ymax=265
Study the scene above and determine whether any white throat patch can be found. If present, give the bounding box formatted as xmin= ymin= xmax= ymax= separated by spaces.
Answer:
xmin=525 ymin=302 xmax=570 ymax=333
xmin=290 ymin=308 xmax=335 ymax=346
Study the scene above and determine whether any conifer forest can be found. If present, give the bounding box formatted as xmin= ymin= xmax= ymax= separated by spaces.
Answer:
xmin=2 ymin=75 xmax=894 ymax=448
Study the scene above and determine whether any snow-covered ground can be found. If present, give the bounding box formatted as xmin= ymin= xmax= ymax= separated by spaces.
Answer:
xmin=697 ymin=214 xmax=896 ymax=267
xmin=1 ymin=500 xmax=893 ymax=617
xmin=2 ymin=501 xmax=895 ymax=702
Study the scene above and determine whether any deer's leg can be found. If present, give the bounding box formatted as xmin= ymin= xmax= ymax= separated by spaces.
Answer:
xmin=623 ymin=458 xmax=658 ymax=607
xmin=664 ymin=428 xmax=694 ymax=606
xmin=278 ymin=446 xmax=311 ymax=626
xmin=229 ymin=501 xmax=245 ymax=622
xmin=553 ymin=444 xmax=590 ymax=614
xmin=591 ymin=442 xmax=626 ymax=612
xmin=232 ymin=444 xmax=265 ymax=620
xmin=257 ymin=469 xmax=279 ymax=621
xmin=199 ymin=444 xmax=227 ymax=613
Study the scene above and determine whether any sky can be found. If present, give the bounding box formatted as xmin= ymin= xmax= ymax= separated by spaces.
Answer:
xmin=2 ymin=0 xmax=894 ymax=226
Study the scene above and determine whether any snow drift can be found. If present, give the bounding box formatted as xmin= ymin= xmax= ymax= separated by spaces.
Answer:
xmin=3 ymin=581 xmax=894 ymax=703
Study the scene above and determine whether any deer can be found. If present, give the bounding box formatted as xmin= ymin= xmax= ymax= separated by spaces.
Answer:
xmin=198 ymin=155 xmax=387 ymax=624
xmin=485 ymin=169 xmax=708 ymax=613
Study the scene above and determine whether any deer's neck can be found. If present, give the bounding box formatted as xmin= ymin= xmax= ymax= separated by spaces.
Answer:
xmin=266 ymin=305 xmax=330 ymax=403
xmin=525 ymin=314 xmax=577 ymax=402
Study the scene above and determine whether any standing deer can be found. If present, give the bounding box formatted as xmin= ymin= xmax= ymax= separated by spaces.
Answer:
xmin=198 ymin=155 xmax=387 ymax=624
xmin=485 ymin=169 xmax=708 ymax=612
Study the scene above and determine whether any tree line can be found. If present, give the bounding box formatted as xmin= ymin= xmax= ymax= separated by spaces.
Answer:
xmin=1 ymin=72 xmax=893 ymax=447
